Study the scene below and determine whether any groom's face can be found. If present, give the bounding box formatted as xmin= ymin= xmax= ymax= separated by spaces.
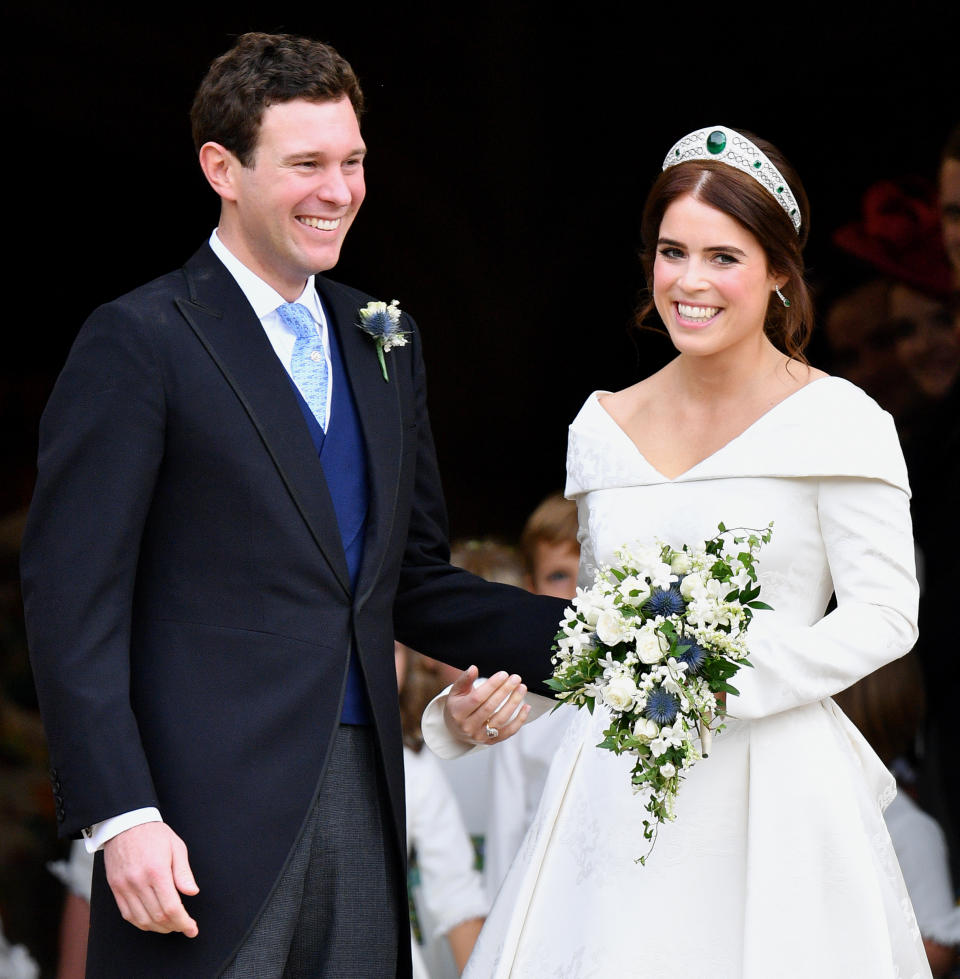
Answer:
xmin=227 ymin=97 xmax=366 ymax=297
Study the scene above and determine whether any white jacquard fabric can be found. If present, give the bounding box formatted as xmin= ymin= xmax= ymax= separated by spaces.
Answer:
xmin=429 ymin=378 xmax=930 ymax=979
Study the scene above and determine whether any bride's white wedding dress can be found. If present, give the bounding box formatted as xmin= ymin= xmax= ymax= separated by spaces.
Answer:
xmin=425 ymin=378 xmax=931 ymax=978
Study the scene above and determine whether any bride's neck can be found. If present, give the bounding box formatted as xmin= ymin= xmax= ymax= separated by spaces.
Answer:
xmin=671 ymin=338 xmax=786 ymax=406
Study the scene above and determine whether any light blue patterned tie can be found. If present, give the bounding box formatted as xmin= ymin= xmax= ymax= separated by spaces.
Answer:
xmin=278 ymin=302 xmax=329 ymax=427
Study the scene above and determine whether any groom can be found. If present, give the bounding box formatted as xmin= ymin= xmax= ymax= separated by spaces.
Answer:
xmin=21 ymin=32 xmax=560 ymax=978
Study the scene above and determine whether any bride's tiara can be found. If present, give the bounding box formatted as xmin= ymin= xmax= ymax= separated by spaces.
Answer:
xmin=662 ymin=126 xmax=802 ymax=233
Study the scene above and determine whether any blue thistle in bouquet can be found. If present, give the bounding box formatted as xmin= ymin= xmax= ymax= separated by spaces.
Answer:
xmin=676 ymin=635 xmax=707 ymax=675
xmin=643 ymin=688 xmax=680 ymax=725
xmin=546 ymin=522 xmax=774 ymax=863
xmin=645 ymin=585 xmax=686 ymax=618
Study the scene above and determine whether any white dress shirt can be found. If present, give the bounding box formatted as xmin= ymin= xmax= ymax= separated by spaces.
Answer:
xmin=84 ymin=230 xmax=333 ymax=851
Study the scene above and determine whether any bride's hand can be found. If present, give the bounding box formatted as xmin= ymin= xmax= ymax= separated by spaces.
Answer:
xmin=444 ymin=666 xmax=531 ymax=746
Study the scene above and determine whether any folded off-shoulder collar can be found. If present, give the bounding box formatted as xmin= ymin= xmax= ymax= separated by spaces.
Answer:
xmin=565 ymin=377 xmax=910 ymax=497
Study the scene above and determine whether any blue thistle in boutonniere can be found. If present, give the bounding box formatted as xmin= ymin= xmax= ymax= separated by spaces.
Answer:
xmin=357 ymin=299 xmax=408 ymax=381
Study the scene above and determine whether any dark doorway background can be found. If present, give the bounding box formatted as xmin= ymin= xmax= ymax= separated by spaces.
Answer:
xmin=8 ymin=3 xmax=956 ymax=537
xmin=2 ymin=4 xmax=956 ymax=971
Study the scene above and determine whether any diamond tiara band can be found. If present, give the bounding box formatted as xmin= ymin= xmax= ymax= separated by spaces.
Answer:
xmin=662 ymin=126 xmax=801 ymax=233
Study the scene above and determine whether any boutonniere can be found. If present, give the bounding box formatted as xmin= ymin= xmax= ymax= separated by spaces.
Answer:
xmin=357 ymin=299 xmax=409 ymax=381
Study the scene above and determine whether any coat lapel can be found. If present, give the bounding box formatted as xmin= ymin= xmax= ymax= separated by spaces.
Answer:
xmin=176 ymin=245 xmax=353 ymax=597
xmin=316 ymin=277 xmax=403 ymax=605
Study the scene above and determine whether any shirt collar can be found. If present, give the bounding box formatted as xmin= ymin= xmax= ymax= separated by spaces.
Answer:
xmin=208 ymin=229 xmax=322 ymax=323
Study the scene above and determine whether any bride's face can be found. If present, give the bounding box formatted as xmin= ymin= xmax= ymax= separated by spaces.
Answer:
xmin=653 ymin=194 xmax=782 ymax=359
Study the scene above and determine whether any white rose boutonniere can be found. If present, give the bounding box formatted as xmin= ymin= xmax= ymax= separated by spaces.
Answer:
xmin=357 ymin=299 xmax=408 ymax=381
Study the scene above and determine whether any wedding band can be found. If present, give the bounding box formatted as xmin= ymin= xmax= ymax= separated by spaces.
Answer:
xmin=485 ymin=724 xmax=499 ymax=740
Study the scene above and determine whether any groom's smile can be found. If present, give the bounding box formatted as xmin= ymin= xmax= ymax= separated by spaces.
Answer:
xmin=296 ymin=216 xmax=343 ymax=231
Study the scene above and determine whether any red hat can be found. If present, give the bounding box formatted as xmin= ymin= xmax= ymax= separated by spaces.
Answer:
xmin=833 ymin=177 xmax=953 ymax=298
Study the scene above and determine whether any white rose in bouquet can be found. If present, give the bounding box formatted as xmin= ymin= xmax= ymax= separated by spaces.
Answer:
xmin=635 ymin=622 xmax=668 ymax=665
xmin=633 ymin=716 xmax=660 ymax=740
xmin=603 ymin=673 xmax=639 ymax=711
xmin=596 ymin=608 xmax=634 ymax=646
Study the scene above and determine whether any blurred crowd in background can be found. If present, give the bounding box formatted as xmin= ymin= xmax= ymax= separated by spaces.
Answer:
xmin=1 ymin=126 xmax=959 ymax=978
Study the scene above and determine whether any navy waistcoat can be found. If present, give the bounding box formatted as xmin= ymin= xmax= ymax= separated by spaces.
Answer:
xmin=290 ymin=310 xmax=371 ymax=724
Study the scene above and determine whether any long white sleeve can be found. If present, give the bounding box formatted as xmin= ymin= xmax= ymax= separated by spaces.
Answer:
xmin=732 ymin=475 xmax=918 ymax=719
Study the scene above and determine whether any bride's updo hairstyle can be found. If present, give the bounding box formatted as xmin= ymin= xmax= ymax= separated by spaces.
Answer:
xmin=636 ymin=129 xmax=813 ymax=362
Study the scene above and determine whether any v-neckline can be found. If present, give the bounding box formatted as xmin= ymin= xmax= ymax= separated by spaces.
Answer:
xmin=593 ymin=376 xmax=835 ymax=482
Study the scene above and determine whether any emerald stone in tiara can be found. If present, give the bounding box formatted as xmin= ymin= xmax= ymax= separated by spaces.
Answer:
xmin=706 ymin=130 xmax=727 ymax=155
xmin=662 ymin=125 xmax=802 ymax=233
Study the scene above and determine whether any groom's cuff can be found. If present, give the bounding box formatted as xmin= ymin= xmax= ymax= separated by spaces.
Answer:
xmin=82 ymin=807 xmax=163 ymax=853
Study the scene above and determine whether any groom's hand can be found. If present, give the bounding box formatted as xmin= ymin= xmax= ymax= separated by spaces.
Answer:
xmin=444 ymin=666 xmax=531 ymax=745
xmin=104 ymin=822 xmax=200 ymax=937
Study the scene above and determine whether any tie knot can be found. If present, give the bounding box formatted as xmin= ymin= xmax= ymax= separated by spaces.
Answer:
xmin=277 ymin=302 xmax=317 ymax=340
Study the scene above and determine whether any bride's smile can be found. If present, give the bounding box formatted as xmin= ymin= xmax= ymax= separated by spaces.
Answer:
xmin=674 ymin=301 xmax=721 ymax=326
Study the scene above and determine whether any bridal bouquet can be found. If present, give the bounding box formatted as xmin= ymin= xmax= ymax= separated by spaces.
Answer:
xmin=546 ymin=523 xmax=773 ymax=862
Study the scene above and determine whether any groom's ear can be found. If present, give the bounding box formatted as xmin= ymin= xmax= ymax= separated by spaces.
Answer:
xmin=198 ymin=141 xmax=242 ymax=202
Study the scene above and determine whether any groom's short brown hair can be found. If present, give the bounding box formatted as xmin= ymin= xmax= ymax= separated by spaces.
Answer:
xmin=190 ymin=32 xmax=365 ymax=167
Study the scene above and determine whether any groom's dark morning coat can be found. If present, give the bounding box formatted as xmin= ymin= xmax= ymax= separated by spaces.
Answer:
xmin=22 ymin=244 xmax=562 ymax=977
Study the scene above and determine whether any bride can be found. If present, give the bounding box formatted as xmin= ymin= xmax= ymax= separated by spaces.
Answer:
xmin=424 ymin=127 xmax=932 ymax=978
